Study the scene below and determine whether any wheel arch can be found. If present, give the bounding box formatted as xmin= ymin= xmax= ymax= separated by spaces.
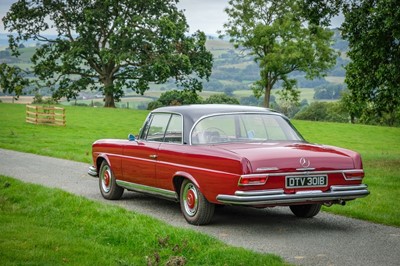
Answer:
xmin=173 ymin=171 xmax=201 ymax=200
xmin=95 ymin=154 xmax=111 ymax=174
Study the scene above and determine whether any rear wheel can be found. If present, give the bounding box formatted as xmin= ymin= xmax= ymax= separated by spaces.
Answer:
xmin=290 ymin=204 xmax=321 ymax=218
xmin=99 ymin=161 xmax=124 ymax=200
xmin=180 ymin=179 xmax=215 ymax=225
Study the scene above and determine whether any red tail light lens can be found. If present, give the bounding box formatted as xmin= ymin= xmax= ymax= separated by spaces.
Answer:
xmin=343 ymin=170 xmax=364 ymax=180
xmin=238 ymin=175 xmax=268 ymax=186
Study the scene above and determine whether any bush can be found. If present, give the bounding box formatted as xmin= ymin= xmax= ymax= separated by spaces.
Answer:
xmin=203 ymin=94 xmax=239 ymax=104
xmin=31 ymin=93 xmax=58 ymax=105
xmin=147 ymin=90 xmax=203 ymax=110
xmin=294 ymin=101 xmax=349 ymax=123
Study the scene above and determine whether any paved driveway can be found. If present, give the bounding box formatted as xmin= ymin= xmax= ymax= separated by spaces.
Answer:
xmin=1 ymin=148 xmax=399 ymax=266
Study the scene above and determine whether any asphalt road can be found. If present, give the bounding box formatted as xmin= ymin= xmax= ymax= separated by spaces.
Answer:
xmin=1 ymin=148 xmax=399 ymax=266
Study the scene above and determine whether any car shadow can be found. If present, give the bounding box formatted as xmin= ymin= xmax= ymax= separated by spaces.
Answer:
xmin=119 ymin=191 xmax=353 ymax=234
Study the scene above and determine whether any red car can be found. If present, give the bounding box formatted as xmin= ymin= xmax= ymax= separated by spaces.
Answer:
xmin=88 ymin=105 xmax=369 ymax=225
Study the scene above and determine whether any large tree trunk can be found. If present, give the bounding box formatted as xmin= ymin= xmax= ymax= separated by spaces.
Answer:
xmin=263 ymin=83 xmax=272 ymax=108
xmin=103 ymin=77 xmax=116 ymax=108
xmin=104 ymin=93 xmax=115 ymax=108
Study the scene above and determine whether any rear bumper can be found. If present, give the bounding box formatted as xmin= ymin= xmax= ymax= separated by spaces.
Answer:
xmin=216 ymin=184 xmax=369 ymax=206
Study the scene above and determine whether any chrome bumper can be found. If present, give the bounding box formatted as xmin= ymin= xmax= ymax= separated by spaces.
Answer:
xmin=216 ymin=184 xmax=369 ymax=206
xmin=88 ymin=166 xmax=98 ymax=177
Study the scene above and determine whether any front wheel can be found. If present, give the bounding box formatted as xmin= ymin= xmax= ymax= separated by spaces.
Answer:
xmin=290 ymin=204 xmax=321 ymax=218
xmin=99 ymin=161 xmax=124 ymax=200
xmin=180 ymin=179 xmax=215 ymax=225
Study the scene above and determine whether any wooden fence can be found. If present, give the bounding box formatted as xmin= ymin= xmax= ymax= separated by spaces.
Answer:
xmin=26 ymin=105 xmax=66 ymax=126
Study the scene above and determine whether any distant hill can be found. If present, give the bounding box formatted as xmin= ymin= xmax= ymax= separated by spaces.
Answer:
xmin=1 ymin=30 xmax=349 ymax=104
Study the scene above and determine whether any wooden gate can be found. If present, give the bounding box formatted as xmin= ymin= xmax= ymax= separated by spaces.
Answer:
xmin=26 ymin=105 xmax=66 ymax=126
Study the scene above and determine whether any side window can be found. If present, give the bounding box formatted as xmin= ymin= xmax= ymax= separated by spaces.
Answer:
xmin=146 ymin=113 xmax=171 ymax=142
xmin=139 ymin=114 xmax=153 ymax=140
xmin=164 ymin=114 xmax=183 ymax=144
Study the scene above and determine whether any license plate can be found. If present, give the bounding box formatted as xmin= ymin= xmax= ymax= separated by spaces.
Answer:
xmin=285 ymin=175 xmax=328 ymax=188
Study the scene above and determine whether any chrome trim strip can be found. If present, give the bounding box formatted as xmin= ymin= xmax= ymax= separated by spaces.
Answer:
xmin=330 ymin=184 xmax=368 ymax=191
xmin=116 ymin=180 xmax=178 ymax=201
xmin=256 ymin=167 xmax=279 ymax=172
xmin=240 ymin=169 xmax=364 ymax=178
xmin=88 ymin=166 xmax=98 ymax=177
xmin=235 ymin=189 xmax=284 ymax=197
xmin=216 ymin=184 xmax=369 ymax=206
xmin=257 ymin=169 xmax=364 ymax=177
xmin=296 ymin=167 xmax=316 ymax=171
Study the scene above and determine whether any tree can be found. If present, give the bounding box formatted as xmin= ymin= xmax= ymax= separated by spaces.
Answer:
xmin=203 ymin=94 xmax=239 ymax=105
xmin=341 ymin=0 xmax=400 ymax=126
xmin=294 ymin=101 xmax=349 ymax=122
xmin=221 ymin=0 xmax=337 ymax=108
xmin=3 ymin=0 xmax=212 ymax=107
xmin=300 ymin=0 xmax=344 ymax=26
xmin=0 ymin=63 xmax=30 ymax=98
xmin=147 ymin=89 xmax=202 ymax=110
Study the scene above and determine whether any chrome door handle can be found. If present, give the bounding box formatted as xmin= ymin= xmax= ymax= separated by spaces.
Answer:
xmin=149 ymin=155 xmax=157 ymax=159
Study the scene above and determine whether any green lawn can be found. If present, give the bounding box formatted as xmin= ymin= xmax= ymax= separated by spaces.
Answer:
xmin=0 ymin=175 xmax=284 ymax=265
xmin=0 ymin=103 xmax=399 ymax=227
xmin=293 ymin=120 xmax=400 ymax=226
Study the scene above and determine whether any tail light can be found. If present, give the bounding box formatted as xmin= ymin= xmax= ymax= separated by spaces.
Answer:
xmin=343 ymin=170 xmax=364 ymax=181
xmin=238 ymin=174 xmax=268 ymax=186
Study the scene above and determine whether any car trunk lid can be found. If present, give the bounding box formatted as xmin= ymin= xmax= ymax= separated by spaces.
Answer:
xmin=216 ymin=142 xmax=355 ymax=173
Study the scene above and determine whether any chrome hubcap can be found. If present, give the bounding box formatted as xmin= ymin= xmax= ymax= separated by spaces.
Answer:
xmin=101 ymin=166 xmax=112 ymax=193
xmin=183 ymin=183 xmax=198 ymax=217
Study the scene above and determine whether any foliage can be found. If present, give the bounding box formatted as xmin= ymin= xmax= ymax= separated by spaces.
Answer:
xmin=0 ymin=175 xmax=285 ymax=265
xmin=203 ymin=94 xmax=239 ymax=105
xmin=239 ymin=95 xmax=263 ymax=106
xmin=3 ymin=0 xmax=213 ymax=107
xmin=274 ymin=85 xmax=301 ymax=117
xmin=31 ymin=93 xmax=58 ymax=105
xmin=147 ymin=90 xmax=203 ymax=110
xmin=0 ymin=63 xmax=30 ymax=98
xmin=342 ymin=0 xmax=400 ymax=126
xmin=148 ymin=90 xmax=240 ymax=109
xmin=294 ymin=101 xmax=349 ymax=123
xmin=221 ymin=0 xmax=337 ymax=108
xmin=300 ymin=0 xmax=344 ymax=26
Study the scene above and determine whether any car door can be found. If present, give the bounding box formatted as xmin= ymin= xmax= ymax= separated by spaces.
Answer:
xmin=155 ymin=113 xmax=184 ymax=191
xmin=122 ymin=113 xmax=171 ymax=187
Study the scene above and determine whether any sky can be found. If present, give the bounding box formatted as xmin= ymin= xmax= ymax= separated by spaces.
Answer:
xmin=0 ymin=0 xmax=343 ymax=35
xmin=0 ymin=0 xmax=230 ymax=35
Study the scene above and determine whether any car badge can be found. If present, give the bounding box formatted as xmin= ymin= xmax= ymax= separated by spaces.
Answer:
xmin=299 ymin=157 xmax=310 ymax=168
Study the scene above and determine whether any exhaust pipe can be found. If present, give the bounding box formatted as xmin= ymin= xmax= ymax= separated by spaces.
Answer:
xmin=339 ymin=200 xmax=346 ymax=206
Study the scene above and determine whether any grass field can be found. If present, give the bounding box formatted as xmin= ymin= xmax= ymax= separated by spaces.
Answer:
xmin=0 ymin=175 xmax=284 ymax=265
xmin=0 ymin=103 xmax=399 ymax=227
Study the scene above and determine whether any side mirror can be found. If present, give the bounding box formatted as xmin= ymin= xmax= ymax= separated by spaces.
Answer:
xmin=128 ymin=133 xmax=136 ymax=141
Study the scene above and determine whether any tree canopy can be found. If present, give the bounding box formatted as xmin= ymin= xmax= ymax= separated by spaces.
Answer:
xmin=0 ymin=63 xmax=29 ymax=98
xmin=342 ymin=0 xmax=400 ymax=126
xmin=2 ymin=0 xmax=212 ymax=107
xmin=221 ymin=0 xmax=337 ymax=108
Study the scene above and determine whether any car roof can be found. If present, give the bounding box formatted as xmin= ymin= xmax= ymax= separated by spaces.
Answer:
xmin=149 ymin=104 xmax=284 ymax=144
xmin=152 ymin=104 xmax=278 ymax=121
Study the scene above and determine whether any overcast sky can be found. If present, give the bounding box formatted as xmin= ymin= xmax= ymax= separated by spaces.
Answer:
xmin=0 ymin=0 xmax=229 ymax=35
xmin=0 ymin=0 xmax=342 ymax=35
